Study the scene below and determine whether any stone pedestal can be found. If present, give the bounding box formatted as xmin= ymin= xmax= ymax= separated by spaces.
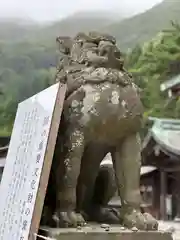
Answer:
xmin=38 ymin=225 xmax=173 ymax=240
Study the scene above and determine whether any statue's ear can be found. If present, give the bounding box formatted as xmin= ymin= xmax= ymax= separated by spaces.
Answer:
xmin=56 ymin=36 xmax=73 ymax=55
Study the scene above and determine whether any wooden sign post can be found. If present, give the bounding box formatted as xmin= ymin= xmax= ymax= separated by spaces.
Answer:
xmin=0 ymin=83 xmax=66 ymax=240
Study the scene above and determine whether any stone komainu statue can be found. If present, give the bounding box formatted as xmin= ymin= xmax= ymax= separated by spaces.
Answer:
xmin=42 ymin=32 xmax=158 ymax=230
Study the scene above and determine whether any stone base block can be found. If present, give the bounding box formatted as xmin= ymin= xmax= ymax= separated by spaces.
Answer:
xmin=38 ymin=225 xmax=173 ymax=240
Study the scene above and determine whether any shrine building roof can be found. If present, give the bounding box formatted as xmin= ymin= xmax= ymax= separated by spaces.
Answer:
xmin=143 ymin=117 xmax=180 ymax=158
xmin=160 ymin=74 xmax=180 ymax=92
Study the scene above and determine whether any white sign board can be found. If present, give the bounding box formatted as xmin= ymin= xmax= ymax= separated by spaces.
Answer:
xmin=0 ymin=83 xmax=66 ymax=240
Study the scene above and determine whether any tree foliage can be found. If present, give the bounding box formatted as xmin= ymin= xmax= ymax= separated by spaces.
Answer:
xmin=126 ymin=22 xmax=180 ymax=120
xmin=0 ymin=40 xmax=58 ymax=135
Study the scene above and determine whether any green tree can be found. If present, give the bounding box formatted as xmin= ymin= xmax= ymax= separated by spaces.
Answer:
xmin=127 ymin=22 xmax=180 ymax=120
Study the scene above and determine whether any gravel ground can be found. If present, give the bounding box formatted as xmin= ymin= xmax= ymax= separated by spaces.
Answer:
xmin=158 ymin=221 xmax=180 ymax=240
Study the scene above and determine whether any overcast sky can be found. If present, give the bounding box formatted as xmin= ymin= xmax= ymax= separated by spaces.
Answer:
xmin=0 ymin=0 xmax=163 ymax=22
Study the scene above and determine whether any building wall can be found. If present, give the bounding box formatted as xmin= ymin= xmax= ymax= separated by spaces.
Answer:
xmin=140 ymin=172 xmax=158 ymax=218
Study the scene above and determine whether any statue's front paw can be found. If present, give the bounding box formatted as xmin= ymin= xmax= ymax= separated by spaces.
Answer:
xmin=143 ymin=213 xmax=158 ymax=230
xmin=123 ymin=210 xmax=147 ymax=230
xmin=50 ymin=212 xmax=61 ymax=227
xmin=57 ymin=211 xmax=86 ymax=228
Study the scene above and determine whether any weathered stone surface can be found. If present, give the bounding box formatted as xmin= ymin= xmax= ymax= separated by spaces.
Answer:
xmin=42 ymin=32 xmax=158 ymax=230
xmin=38 ymin=225 xmax=173 ymax=240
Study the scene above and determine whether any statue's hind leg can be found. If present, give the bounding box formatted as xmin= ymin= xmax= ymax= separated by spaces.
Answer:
xmin=112 ymin=133 xmax=158 ymax=230
xmin=77 ymin=144 xmax=119 ymax=224
xmin=90 ymin=163 xmax=120 ymax=224
xmin=76 ymin=143 xmax=108 ymax=216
